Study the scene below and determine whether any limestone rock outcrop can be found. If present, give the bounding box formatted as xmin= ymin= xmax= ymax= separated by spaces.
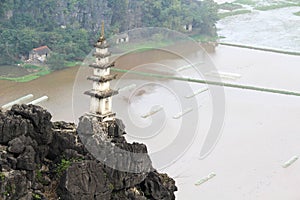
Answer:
xmin=0 ymin=104 xmax=177 ymax=200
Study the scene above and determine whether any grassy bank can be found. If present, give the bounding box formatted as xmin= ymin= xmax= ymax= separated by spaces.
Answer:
xmin=117 ymin=41 xmax=172 ymax=54
xmin=219 ymin=2 xmax=243 ymax=11
xmin=115 ymin=34 xmax=217 ymax=54
xmin=0 ymin=62 xmax=80 ymax=83
xmin=191 ymin=35 xmax=218 ymax=43
xmin=65 ymin=61 xmax=81 ymax=67
xmin=0 ymin=64 xmax=51 ymax=82
xmin=218 ymin=10 xmax=252 ymax=19
xmin=255 ymin=2 xmax=300 ymax=11
xmin=0 ymin=69 xmax=51 ymax=82
xmin=233 ymin=0 xmax=255 ymax=6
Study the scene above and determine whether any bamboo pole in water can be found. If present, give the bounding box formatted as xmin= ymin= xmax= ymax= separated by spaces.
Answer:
xmin=112 ymin=68 xmax=300 ymax=97
xmin=27 ymin=96 xmax=49 ymax=105
xmin=1 ymin=94 xmax=34 ymax=110
xmin=219 ymin=42 xmax=300 ymax=56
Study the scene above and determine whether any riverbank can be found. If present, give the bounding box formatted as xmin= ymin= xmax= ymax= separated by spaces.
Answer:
xmin=0 ymin=62 xmax=80 ymax=83
xmin=0 ymin=67 xmax=50 ymax=82
xmin=0 ymin=37 xmax=215 ymax=83
xmin=2 ymin=40 xmax=300 ymax=84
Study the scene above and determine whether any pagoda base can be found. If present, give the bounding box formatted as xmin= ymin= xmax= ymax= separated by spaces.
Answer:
xmin=86 ymin=112 xmax=116 ymax=122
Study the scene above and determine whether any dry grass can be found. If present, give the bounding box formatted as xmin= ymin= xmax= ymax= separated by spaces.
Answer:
xmin=43 ymin=181 xmax=59 ymax=200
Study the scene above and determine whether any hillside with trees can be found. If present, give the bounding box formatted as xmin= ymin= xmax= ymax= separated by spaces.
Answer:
xmin=0 ymin=0 xmax=219 ymax=67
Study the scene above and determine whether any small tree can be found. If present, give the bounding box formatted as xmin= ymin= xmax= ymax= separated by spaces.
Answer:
xmin=46 ymin=53 xmax=66 ymax=71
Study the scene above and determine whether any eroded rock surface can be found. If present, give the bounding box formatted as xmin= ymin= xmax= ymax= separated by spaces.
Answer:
xmin=0 ymin=105 xmax=177 ymax=200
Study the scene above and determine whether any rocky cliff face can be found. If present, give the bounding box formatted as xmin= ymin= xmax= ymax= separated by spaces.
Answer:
xmin=3 ymin=0 xmax=142 ymax=34
xmin=0 ymin=104 xmax=177 ymax=200
xmin=60 ymin=0 xmax=143 ymax=32
xmin=55 ymin=0 xmax=111 ymax=32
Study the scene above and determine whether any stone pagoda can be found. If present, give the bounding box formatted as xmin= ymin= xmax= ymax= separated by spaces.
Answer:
xmin=84 ymin=22 xmax=118 ymax=122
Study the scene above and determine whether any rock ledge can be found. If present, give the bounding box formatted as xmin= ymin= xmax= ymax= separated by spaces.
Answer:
xmin=0 ymin=104 xmax=177 ymax=200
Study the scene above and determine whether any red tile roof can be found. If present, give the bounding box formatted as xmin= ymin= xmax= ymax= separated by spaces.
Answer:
xmin=32 ymin=46 xmax=50 ymax=52
xmin=31 ymin=46 xmax=51 ymax=56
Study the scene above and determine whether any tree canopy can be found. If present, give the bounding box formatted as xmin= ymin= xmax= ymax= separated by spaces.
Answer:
xmin=0 ymin=0 xmax=219 ymax=65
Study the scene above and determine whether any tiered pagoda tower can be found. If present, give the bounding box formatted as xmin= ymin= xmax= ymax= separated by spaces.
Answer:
xmin=84 ymin=22 xmax=118 ymax=121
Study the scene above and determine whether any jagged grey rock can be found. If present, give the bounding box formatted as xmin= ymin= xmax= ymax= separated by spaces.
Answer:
xmin=10 ymin=104 xmax=53 ymax=145
xmin=8 ymin=137 xmax=25 ymax=154
xmin=0 ymin=171 xmax=31 ymax=200
xmin=58 ymin=160 xmax=113 ymax=200
xmin=47 ymin=121 xmax=78 ymax=160
xmin=0 ymin=105 xmax=177 ymax=200
xmin=141 ymin=171 xmax=177 ymax=200
xmin=16 ymin=146 xmax=36 ymax=171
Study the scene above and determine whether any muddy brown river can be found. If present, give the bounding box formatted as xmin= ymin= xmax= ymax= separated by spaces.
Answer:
xmin=1 ymin=45 xmax=299 ymax=122
xmin=1 ymin=45 xmax=300 ymax=200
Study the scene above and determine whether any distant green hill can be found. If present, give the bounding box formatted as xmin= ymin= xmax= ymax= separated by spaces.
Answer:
xmin=0 ymin=0 xmax=219 ymax=65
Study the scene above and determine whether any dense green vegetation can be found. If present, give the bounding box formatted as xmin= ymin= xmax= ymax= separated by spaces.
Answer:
xmin=141 ymin=0 xmax=218 ymax=36
xmin=0 ymin=0 xmax=219 ymax=66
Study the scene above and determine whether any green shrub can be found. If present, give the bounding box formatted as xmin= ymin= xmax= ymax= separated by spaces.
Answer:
xmin=55 ymin=159 xmax=72 ymax=176
xmin=108 ymin=183 xmax=114 ymax=190
xmin=55 ymin=157 xmax=83 ymax=176
xmin=219 ymin=2 xmax=243 ymax=11
xmin=46 ymin=53 xmax=66 ymax=71
xmin=33 ymin=193 xmax=41 ymax=200
xmin=0 ymin=173 xmax=5 ymax=181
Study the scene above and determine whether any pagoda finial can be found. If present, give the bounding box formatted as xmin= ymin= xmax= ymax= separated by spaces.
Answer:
xmin=98 ymin=21 xmax=105 ymax=42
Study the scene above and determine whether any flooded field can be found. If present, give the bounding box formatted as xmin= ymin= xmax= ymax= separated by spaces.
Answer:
xmin=0 ymin=65 xmax=30 ymax=77
xmin=217 ymin=6 xmax=300 ymax=52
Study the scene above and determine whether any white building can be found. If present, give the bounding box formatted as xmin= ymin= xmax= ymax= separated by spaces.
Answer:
xmin=84 ymin=24 xmax=118 ymax=121
xmin=29 ymin=46 xmax=51 ymax=63
xmin=183 ymin=24 xmax=193 ymax=32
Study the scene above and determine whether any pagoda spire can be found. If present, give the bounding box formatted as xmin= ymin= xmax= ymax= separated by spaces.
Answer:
xmin=84 ymin=23 xmax=118 ymax=121
xmin=98 ymin=21 xmax=105 ymax=42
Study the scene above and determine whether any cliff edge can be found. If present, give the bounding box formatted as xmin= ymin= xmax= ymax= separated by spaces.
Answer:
xmin=0 ymin=104 xmax=177 ymax=200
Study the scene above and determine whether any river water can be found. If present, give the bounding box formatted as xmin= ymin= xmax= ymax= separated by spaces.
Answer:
xmin=1 ymin=43 xmax=300 ymax=199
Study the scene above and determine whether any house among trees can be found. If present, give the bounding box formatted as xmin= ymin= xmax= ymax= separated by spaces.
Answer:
xmin=183 ymin=24 xmax=193 ymax=32
xmin=28 ymin=46 xmax=51 ymax=63
xmin=115 ymin=33 xmax=129 ymax=44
